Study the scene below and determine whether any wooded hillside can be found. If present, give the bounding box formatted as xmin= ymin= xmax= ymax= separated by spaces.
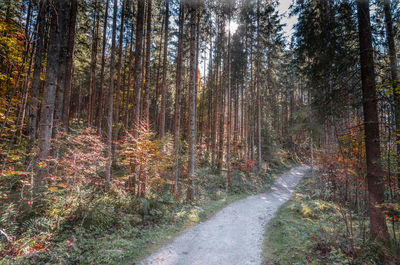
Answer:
xmin=0 ymin=0 xmax=399 ymax=264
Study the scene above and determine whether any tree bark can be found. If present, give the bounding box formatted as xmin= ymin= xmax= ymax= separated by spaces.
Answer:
xmin=383 ymin=0 xmax=400 ymax=187
xmin=97 ymin=0 xmax=110 ymax=133
xmin=88 ymin=0 xmax=100 ymax=125
xmin=26 ymin=0 xmax=47 ymax=169
xmin=187 ymin=5 xmax=197 ymax=201
xmin=159 ymin=0 xmax=169 ymax=139
xmin=36 ymin=0 xmax=69 ymax=193
xmin=62 ymin=0 xmax=78 ymax=132
xmin=143 ymin=0 xmax=152 ymax=123
xmin=173 ymin=3 xmax=184 ymax=194
xmin=356 ymin=0 xmax=389 ymax=241
xmin=133 ymin=0 xmax=145 ymax=130
xmin=105 ymin=0 xmax=119 ymax=183
xmin=113 ymin=0 xmax=126 ymax=142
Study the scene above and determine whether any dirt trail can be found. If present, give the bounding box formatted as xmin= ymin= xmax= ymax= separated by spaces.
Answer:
xmin=139 ymin=166 xmax=309 ymax=265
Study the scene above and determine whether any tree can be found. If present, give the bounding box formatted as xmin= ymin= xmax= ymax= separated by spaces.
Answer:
xmin=88 ymin=0 xmax=100 ymax=126
xmin=26 ymin=0 xmax=47 ymax=169
xmin=143 ymin=0 xmax=153 ymax=123
xmin=356 ymin=0 xmax=389 ymax=241
xmin=173 ymin=2 xmax=184 ymax=194
xmin=187 ymin=2 xmax=198 ymax=201
xmin=105 ymin=0 xmax=119 ymax=183
xmin=382 ymin=0 xmax=400 ymax=186
xmin=36 ymin=0 xmax=70 ymax=192
xmin=62 ymin=0 xmax=78 ymax=132
xmin=113 ymin=0 xmax=127 ymax=143
xmin=97 ymin=0 xmax=110 ymax=132
xmin=159 ymin=0 xmax=169 ymax=139
xmin=133 ymin=0 xmax=145 ymax=129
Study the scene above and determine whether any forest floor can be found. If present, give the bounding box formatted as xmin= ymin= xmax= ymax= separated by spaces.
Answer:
xmin=263 ymin=172 xmax=400 ymax=265
xmin=139 ymin=166 xmax=309 ymax=265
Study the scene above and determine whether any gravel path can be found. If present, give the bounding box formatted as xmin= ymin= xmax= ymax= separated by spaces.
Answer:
xmin=139 ymin=166 xmax=309 ymax=265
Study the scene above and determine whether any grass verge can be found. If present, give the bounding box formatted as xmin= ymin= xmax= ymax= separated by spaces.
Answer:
xmin=263 ymin=173 xmax=400 ymax=265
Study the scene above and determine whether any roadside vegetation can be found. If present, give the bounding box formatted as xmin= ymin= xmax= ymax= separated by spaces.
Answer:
xmin=264 ymin=170 xmax=400 ymax=265
xmin=0 ymin=123 xmax=295 ymax=264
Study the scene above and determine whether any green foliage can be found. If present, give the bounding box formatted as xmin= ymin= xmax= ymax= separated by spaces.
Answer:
xmin=264 ymin=173 xmax=400 ymax=265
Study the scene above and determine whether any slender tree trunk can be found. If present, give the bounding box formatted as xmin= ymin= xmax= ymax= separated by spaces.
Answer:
xmin=113 ymin=0 xmax=126 ymax=142
xmin=159 ymin=0 xmax=169 ymax=139
xmin=227 ymin=16 xmax=232 ymax=188
xmin=36 ymin=0 xmax=69 ymax=193
xmin=173 ymin=3 xmax=184 ymax=194
xmin=62 ymin=0 xmax=78 ymax=132
xmin=256 ymin=0 xmax=262 ymax=172
xmin=97 ymin=0 xmax=110 ymax=133
xmin=217 ymin=14 xmax=225 ymax=173
xmin=187 ymin=5 xmax=197 ymax=201
xmin=105 ymin=0 xmax=119 ymax=183
xmin=383 ymin=0 xmax=400 ymax=187
xmin=88 ymin=0 xmax=100 ymax=125
xmin=143 ymin=0 xmax=152 ymax=123
xmin=124 ymin=17 xmax=135 ymax=130
xmin=26 ymin=0 xmax=47 ymax=169
xmin=356 ymin=0 xmax=389 ymax=241
xmin=133 ymin=0 xmax=145 ymax=130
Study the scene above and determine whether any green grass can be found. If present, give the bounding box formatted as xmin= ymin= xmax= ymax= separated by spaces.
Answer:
xmin=263 ymin=175 xmax=318 ymax=265
xmin=263 ymin=173 xmax=400 ymax=265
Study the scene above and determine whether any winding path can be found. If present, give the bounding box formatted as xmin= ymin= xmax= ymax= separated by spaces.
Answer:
xmin=139 ymin=166 xmax=309 ymax=265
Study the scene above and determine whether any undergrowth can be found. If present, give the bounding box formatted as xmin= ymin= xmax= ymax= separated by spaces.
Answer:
xmin=263 ymin=173 xmax=400 ymax=265
xmin=0 ymin=158 xmax=294 ymax=265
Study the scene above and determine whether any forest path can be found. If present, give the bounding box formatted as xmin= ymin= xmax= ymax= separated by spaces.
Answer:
xmin=139 ymin=166 xmax=309 ymax=265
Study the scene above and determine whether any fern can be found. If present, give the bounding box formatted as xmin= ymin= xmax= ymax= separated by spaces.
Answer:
xmin=22 ymin=217 xmax=53 ymax=235
xmin=0 ymin=203 xmax=18 ymax=241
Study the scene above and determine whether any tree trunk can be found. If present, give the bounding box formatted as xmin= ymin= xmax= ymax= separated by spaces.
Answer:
xmin=113 ymin=0 xmax=126 ymax=142
xmin=36 ymin=0 xmax=69 ymax=193
xmin=62 ymin=0 xmax=78 ymax=132
xmin=256 ymin=0 xmax=262 ymax=172
xmin=383 ymin=0 xmax=400 ymax=187
xmin=105 ymin=0 xmax=119 ymax=183
xmin=173 ymin=3 xmax=184 ymax=194
xmin=26 ymin=0 xmax=47 ymax=169
xmin=143 ymin=0 xmax=152 ymax=123
xmin=356 ymin=0 xmax=389 ymax=241
xmin=187 ymin=5 xmax=197 ymax=201
xmin=97 ymin=0 xmax=110 ymax=133
xmin=133 ymin=0 xmax=145 ymax=130
xmin=159 ymin=0 xmax=169 ymax=139
xmin=88 ymin=0 xmax=100 ymax=125
xmin=227 ymin=16 xmax=232 ymax=188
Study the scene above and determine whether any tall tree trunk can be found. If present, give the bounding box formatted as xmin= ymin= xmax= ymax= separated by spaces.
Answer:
xmin=97 ymin=0 xmax=110 ymax=133
xmin=159 ymin=0 xmax=169 ymax=138
xmin=143 ymin=0 xmax=152 ymax=123
xmin=217 ymin=14 xmax=225 ymax=173
xmin=124 ymin=13 xmax=135 ymax=130
xmin=383 ymin=0 xmax=400 ymax=187
xmin=187 ymin=5 xmax=197 ymax=201
xmin=173 ymin=3 xmax=184 ymax=194
xmin=227 ymin=16 xmax=232 ymax=188
xmin=26 ymin=0 xmax=47 ymax=169
xmin=113 ymin=0 xmax=126 ymax=142
xmin=256 ymin=0 xmax=262 ymax=172
xmin=105 ymin=0 xmax=119 ymax=183
xmin=133 ymin=0 xmax=145 ymax=130
xmin=62 ymin=0 xmax=78 ymax=132
xmin=88 ymin=0 xmax=100 ymax=125
xmin=50 ymin=0 xmax=73 ymax=174
xmin=36 ymin=0 xmax=69 ymax=193
xmin=356 ymin=0 xmax=389 ymax=241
